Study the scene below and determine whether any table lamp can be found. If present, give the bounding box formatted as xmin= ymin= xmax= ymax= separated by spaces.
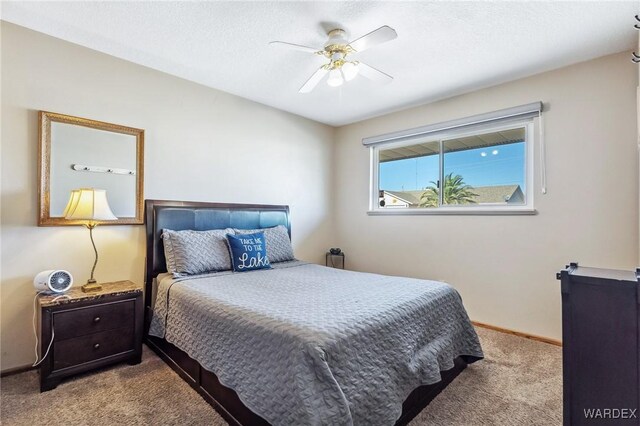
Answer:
xmin=63 ymin=188 xmax=117 ymax=293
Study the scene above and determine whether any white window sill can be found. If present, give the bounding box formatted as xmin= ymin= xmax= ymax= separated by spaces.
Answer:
xmin=367 ymin=207 xmax=538 ymax=216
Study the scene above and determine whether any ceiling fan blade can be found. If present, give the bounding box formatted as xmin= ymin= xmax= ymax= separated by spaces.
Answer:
xmin=299 ymin=66 xmax=329 ymax=93
xmin=348 ymin=26 xmax=397 ymax=53
xmin=358 ymin=62 xmax=393 ymax=84
xmin=269 ymin=41 xmax=321 ymax=54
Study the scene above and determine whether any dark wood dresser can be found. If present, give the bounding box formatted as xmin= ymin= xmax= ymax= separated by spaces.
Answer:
xmin=557 ymin=262 xmax=640 ymax=425
xmin=37 ymin=280 xmax=143 ymax=392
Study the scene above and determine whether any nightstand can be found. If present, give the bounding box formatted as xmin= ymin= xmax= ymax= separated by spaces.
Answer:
xmin=326 ymin=252 xmax=345 ymax=269
xmin=37 ymin=280 xmax=143 ymax=392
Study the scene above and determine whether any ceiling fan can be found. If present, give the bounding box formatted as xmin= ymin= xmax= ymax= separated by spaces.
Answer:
xmin=270 ymin=25 xmax=398 ymax=93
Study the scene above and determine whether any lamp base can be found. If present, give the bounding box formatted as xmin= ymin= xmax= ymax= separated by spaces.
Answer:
xmin=81 ymin=281 xmax=102 ymax=293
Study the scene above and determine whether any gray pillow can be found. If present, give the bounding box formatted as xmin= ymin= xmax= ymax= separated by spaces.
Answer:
xmin=234 ymin=225 xmax=294 ymax=263
xmin=162 ymin=228 xmax=234 ymax=277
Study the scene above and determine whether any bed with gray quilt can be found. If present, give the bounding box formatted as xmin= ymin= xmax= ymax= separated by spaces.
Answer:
xmin=149 ymin=260 xmax=483 ymax=426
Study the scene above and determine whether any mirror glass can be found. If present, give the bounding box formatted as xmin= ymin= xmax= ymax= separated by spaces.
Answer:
xmin=39 ymin=111 xmax=144 ymax=226
xmin=50 ymin=122 xmax=138 ymax=217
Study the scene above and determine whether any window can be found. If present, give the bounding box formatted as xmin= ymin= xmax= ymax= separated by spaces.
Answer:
xmin=366 ymin=103 xmax=540 ymax=214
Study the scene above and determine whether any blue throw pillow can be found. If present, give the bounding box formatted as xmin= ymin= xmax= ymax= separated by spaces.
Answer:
xmin=226 ymin=232 xmax=272 ymax=272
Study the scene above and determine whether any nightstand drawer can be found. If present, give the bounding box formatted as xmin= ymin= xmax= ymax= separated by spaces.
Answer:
xmin=53 ymin=300 xmax=135 ymax=340
xmin=52 ymin=327 xmax=134 ymax=370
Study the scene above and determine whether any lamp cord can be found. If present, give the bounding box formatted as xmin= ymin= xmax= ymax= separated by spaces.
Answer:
xmin=32 ymin=291 xmax=55 ymax=367
xmin=88 ymin=224 xmax=98 ymax=282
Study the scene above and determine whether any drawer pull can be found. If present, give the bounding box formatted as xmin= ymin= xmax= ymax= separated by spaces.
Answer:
xmin=93 ymin=316 xmax=101 ymax=323
xmin=94 ymin=343 xmax=100 ymax=350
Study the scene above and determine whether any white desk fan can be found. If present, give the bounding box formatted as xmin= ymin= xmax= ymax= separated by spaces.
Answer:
xmin=34 ymin=270 xmax=73 ymax=293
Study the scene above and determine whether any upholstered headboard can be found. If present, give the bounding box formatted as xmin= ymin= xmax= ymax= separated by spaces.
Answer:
xmin=143 ymin=199 xmax=290 ymax=314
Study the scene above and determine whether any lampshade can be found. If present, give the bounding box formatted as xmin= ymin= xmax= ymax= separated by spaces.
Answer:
xmin=327 ymin=69 xmax=344 ymax=87
xmin=342 ymin=62 xmax=359 ymax=81
xmin=63 ymin=188 xmax=117 ymax=221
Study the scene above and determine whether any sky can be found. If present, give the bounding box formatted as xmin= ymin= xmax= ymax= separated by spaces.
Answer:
xmin=379 ymin=142 xmax=525 ymax=192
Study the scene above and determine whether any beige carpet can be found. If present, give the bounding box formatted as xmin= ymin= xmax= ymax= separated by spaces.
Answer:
xmin=1 ymin=327 xmax=561 ymax=425
xmin=410 ymin=328 xmax=562 ymax=425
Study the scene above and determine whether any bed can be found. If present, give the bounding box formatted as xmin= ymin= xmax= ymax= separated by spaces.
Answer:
xmin=143 ymin=199 xmax=483 ymax=425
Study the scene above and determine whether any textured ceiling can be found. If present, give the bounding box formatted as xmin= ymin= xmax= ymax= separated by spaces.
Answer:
xmin=1 ymin=1 xmax=637 ymax=126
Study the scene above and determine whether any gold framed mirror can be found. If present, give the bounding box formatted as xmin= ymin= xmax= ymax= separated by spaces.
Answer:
xmin=38 ymin=111 xmax=144 ymax=226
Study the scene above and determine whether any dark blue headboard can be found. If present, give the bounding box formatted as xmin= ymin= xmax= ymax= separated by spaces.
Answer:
xmin=144 ymin=199 xmax=290 ymax=311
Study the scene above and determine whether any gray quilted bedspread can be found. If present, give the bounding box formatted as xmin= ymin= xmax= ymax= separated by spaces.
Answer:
xmin=149 ymin=261 xmax=483 ymax=425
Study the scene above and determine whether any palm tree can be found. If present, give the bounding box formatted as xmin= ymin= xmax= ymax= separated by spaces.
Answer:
xmin=419 ymin=173 xmax=478 ymax=207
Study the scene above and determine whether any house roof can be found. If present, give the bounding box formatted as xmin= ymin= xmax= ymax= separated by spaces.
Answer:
xmin=384 ymin=184 xmax=522 ymax=205
xmin=471 ymin=185 xmax=522 ymax=203
xmin=384 ymin=190 xmax=422 ymax=205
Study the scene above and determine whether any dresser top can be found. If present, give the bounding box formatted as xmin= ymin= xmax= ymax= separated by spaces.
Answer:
xmin=569 ymin=266 xmax=638 ymax=283
xmin=38 ymin=280 xmax=141 ymax=307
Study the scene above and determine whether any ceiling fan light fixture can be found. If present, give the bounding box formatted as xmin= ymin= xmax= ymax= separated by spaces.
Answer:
xmin=342 ymin=61 xmax=359 ymax=81
xmin=327 ymin=68 xmax=344 ymax=87
xmin=272 ymin=25 xmax=397 ymax=93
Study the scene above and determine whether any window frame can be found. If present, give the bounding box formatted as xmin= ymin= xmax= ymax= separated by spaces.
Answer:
xmin=369 ymin=119 xmax=536 ymax=215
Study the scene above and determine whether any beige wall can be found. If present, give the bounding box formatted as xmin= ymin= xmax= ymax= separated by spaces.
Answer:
xmin=2 ymin=21 xmax=638 ymax=370
xmin=0 ymin=23 xmax=335 ymax=370
xmin=333 ymin=51 xmax=639 ymax=341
